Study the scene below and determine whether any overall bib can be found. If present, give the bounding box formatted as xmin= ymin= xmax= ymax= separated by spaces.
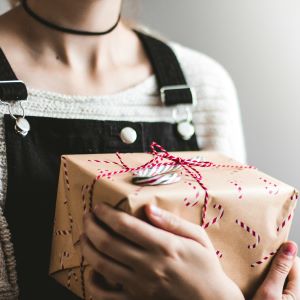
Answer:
xmin=0 ymin=31 xmax=200 ymax=300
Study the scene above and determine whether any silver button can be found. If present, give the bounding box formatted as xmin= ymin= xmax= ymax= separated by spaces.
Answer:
xmin=120 ymin=127 xmax=137 ymax=144
xmin=177 ymin=120 xmax=195 ymax=141
xmin=15 ymin=117 xmax=30 ymax=137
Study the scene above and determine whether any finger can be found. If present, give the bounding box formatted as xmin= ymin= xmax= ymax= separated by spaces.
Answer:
xmin=80 ymin=234 xmax=133 ymax=286
xmin=258 ymin=241 xmax=298 ymax=297
xmin=93 ymin=202 xmax=172 ymax=251
xmin=144 ymin=204 xmax=214 ymax=249
xmin=284 ymin=256 xmax=300 ymax=299
xmin=83 ymin=213 xmax=144 ymax=269
xmin=86 ymin=270 xmax=128 ymax=300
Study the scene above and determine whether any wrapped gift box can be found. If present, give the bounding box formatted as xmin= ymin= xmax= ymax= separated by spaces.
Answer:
xmin=49 ymin=146 xmax=298 ymax=299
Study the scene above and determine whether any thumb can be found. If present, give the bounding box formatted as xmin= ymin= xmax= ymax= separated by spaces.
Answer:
xmin=144 ymin=204 xmax=214 ymax=249
xmin=258 ymin=241 xmax=298 ymax=298
xmin=283 ymin=256 xmax=300 ymax=299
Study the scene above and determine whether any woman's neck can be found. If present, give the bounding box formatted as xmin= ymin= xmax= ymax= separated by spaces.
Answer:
xmin=20 ymin=0 xmax=127 ymax=67
xmin=26 ymin=0 xmax=122 ymax=33
xmin=0 ymin=0 xmax=153 ymax=95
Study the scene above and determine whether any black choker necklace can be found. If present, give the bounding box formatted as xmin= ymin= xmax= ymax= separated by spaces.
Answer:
xmin=21 ymin=0 xmax=121 ymax=36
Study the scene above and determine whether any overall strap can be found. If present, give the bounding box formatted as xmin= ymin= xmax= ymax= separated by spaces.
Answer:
xmin=0 ymin=48 xmax=28 ymax=102
xmin=0 ymin=33 xmax=193 ymax=106
xmin=136 ymin=31 xmax=196 ymax=107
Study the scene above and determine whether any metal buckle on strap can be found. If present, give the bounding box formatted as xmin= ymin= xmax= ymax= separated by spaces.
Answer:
xmin=0 ymin=79 xmax=25 ymax=85
xmin=0 ymin=79 xmax=28 ymax=106
xmin=160 ymin=84 xmax=197 ymax=106
xmin=0 ymin=80 xmax=26 ymax=100
xmin=0 ymin=80 xmax=30 ymax=136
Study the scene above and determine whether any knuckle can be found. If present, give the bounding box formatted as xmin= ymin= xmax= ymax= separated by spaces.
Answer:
xmin=113 ymin=214 xmax=132 ymax=234
xmin=87 ymin=274 xmax=123 ymax=300
xmin=163 ymin=239 xmax=183 ymax=259
xmin=165 ymin=213 xmax=180 ymax=229
xmin=274 ymin=259 xmax=291 ymax=275
xmin=94 ymin=258 xmax=107 ymax=274
xmin=86 ymin=276 xmax=100 ymax=298
xmin=151 ymin=265 xmax=169 ymax=282
xmin=147 ymin=265 xmax=171 ymax=298
xmin=97 ymin=233 xmax=111 ymax=251
xmin=83 ymin=214 xmax=91 ymax=232
xmin=283 ymin=290 xmax=297 ymax=300
xmin=84 ymin=217 xmax=97 ymax=238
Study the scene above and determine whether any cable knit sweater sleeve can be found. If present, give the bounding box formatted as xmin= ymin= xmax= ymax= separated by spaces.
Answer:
xmin=170 ymin=42 xmax=246 ymax=163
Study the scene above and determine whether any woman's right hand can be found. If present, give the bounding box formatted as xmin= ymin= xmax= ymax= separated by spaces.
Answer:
xmin=253 ymin=241 xmax=300 ymax=300
xmin=81 ymin=203 xmax=244 ymax=300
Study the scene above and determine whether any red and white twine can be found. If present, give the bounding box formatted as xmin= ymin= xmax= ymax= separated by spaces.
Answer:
xmin=93 ymin=142 xmax=255 ymax=225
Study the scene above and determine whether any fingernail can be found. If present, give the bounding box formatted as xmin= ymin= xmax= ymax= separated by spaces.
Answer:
xmin=150 ymin=205 xmax=161 ymax=217
xmin=282 ymin=242 xmax=297 ymax=257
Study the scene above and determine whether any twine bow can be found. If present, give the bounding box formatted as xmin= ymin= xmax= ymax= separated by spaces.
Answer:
xmin=96 ymin=142 xmax=255 ymax=225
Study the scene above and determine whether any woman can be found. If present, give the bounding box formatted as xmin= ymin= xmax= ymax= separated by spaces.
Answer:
xmin=0 ymin=0 xmax=298 ymax=299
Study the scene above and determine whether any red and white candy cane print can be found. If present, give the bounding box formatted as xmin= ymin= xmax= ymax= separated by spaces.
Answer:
xmin=235 ymin=219 xmax=261 ymax=249
xmin=259 ymin=176 xmax=279 ymax=195
xmin=54 ymin=228 xmax=71 ymax=236
xmin=291 ymin=191 xmax=299 ymax=201
xmin=67 ymin=269 xmax=78 ymax=289
xmin=202 ymin=204 xmax=224 ymax=229
xmin=277 ymin=212 xmax=294 ymax=233
xmin=251 ymin=251 xmax=277 ymax=268
xmin=277 ymin=190 xmax=298 ymax=233
xmin=216 ymin=250 xmax=223 ymax=258
xmin=60 ymin=251 xmax=70 ymax=270
xmin=230 ymin=180 xmax=243 ymax=200
xmin=183 ymin=180 xmax=201 ymax=207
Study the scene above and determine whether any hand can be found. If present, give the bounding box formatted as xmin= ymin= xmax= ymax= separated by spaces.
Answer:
xmin=80 ymin=203 xmax=244 ymax=300
xmin=253 ymin=242 xmax=300 ymax=300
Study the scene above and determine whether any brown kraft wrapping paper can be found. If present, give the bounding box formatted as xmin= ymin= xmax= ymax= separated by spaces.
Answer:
xmin=49 ymin=150 xmax=298 ymax=299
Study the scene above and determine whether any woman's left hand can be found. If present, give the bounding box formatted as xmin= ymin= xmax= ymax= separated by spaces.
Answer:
xmin=81 ymin=203 xmax=244 ymax=300
xmin=253 ymin=242 xmax=300 ymax=300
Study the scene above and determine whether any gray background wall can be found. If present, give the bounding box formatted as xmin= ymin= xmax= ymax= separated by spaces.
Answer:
xmin=132 ymin=0 xmax=300 ymax=243
xmin=1 ymin=0 xmax=299 ymax=243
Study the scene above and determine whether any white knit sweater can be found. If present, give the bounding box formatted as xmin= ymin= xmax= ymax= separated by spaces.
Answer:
xmin=0 ymin=41 xmax=246 ymax=299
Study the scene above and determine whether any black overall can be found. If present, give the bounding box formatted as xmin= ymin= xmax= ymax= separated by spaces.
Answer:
xmin=0 ymin=31 xmax=200 ymax=300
